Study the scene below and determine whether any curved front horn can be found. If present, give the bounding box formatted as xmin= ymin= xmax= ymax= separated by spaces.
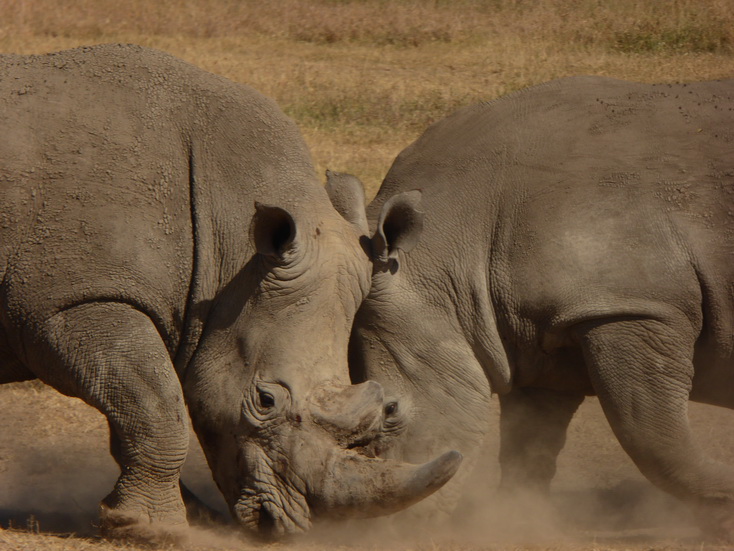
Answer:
xmin=309 ymin=449 xmax=463 ymax=518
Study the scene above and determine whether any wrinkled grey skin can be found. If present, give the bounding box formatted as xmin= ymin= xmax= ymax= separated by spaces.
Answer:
xmin=0 ymin=44 xmax=460 ymax=540
xmin=348 ymin=76 xmax=734 ymax=536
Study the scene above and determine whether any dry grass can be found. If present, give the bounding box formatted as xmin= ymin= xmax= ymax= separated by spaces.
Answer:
xmin=1 ymin=0 xmax=733 ymax=195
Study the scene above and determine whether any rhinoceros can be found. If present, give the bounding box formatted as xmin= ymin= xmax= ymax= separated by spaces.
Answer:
xmin=346 ymin=76 xmax=734 ymax=537
xmin=0 ymin=44 xmax=460 ymax=540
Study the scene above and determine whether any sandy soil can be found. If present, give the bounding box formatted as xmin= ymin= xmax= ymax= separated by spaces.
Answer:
xmin=2 ymin=380 xmax=734 ymax=550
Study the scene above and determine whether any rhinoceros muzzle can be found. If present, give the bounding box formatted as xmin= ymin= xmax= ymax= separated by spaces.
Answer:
xmin=233 ymin=380 xmax=462 ymax=539
xmin=305 ymin=381 xmax=463 ymax=517
xmin=235 ymin=449 xmax=463 ymax=539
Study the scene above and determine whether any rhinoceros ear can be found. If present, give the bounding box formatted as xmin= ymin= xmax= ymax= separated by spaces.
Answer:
xmin=250 ymin=202 xmax=297 ymax=260
xmin=325 ymin=170 xmax=369 ymax=234
xmin=372 ymin=190 xmax=423 ymax=265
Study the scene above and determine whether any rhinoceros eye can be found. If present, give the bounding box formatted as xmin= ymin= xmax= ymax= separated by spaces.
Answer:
xmin=258 ymin=390 xmax=275 ymax=409
xmin=382 ymin=400 xmax=404 ymax=432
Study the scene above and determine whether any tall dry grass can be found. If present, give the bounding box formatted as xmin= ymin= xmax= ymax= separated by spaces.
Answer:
xmin=3 ymin=0 xmax=733 ymax=51
xmin=1 ymin=0 xmax=733 ymax=194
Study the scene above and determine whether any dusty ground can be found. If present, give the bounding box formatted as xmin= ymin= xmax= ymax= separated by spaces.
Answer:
xmin=3 ymin=380 xmax=734 ymax=550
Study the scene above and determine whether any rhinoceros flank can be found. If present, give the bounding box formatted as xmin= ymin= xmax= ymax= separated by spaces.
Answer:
xmin=0 ymin=44 xmax=460 ymax=540
xmin=347 ymin=76 xmax=734 ymax=538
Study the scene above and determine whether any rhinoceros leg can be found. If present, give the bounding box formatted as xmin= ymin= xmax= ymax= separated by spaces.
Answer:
xmin=107 ymin=423 xmax=222 ymax=527
xmin=498 ymin=387 xmax=584 ymax=494
xmin=577 ymin=318 xmax=734 ymax=539
xmin=31 ymin=302 xmax=189 ymax=539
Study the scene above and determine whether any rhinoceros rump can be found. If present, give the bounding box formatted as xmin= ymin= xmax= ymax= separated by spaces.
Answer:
xmin=348 ymin=76 xmax=734 ymax=537
xmin=0 ymin=44 xmax=460 ymax=540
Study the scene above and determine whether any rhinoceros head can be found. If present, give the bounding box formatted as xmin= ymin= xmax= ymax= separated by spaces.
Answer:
xmin=346 ymin=184 xmax=495 ymax=523
xmin=183 ymin=173 xmax=461 ymax=538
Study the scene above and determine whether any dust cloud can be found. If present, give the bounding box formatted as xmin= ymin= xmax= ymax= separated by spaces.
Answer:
xmin=3 ymin=383 xmax=734 ymax=549
xmin=296 ymin=395 xmax=700 ymax=550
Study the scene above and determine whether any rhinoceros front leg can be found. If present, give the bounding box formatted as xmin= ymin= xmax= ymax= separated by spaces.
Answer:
xmin=577 ymin=317 xmax=734 ymax=540
xmin=107 ymin=423 xmax=221 ymax=527
xmin=498 ymin=387 xmax=584 ymax=495
xmin=32 ymin=302 xmax=189 ymax=539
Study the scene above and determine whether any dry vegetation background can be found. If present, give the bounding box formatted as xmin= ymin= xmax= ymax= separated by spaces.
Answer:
xmin=1 ymin=1 xmax=734 ymax=550
xmin=2 ymin=0 xmax=733 ymax=194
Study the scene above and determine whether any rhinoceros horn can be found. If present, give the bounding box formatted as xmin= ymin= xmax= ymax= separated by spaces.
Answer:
xmin=304 ymin=381 xmax=462 ymax=518
xmin=309 ymin=448 xmax=463 ymax=518
xmin=309 ymin=381 xmax=384 ymax=446
xmin=236 ymin=381 xmax=462 ymax=536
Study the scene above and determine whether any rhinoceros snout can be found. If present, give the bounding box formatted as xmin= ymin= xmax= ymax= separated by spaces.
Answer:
xmin=234 ymin=384 xmax=462 ymax=539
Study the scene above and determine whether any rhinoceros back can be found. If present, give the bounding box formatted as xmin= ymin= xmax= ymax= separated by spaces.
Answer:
xmin=0 ymin=44 xmax=319 ymax=355
xmin=370 ymin=76 xmax=734 ymax=368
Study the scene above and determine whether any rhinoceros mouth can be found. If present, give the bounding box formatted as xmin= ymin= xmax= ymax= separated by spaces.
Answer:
xmin=233 ymin=448 xmax=462 ymax=538
xmin=234 ymin=488 xmax=311 ymax=539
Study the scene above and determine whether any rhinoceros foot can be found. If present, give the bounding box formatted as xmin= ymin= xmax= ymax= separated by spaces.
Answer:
xmin=99 ymin=502 xmax=189 ymax=545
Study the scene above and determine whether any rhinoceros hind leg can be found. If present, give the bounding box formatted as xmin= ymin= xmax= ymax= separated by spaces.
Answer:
xmin=31 ymin=302 xmax=189 ymax=540
xmin=498 ymin=387 xmax=584 ymax=495
xmin=577 ymin=317 xmax=734 ymax=540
